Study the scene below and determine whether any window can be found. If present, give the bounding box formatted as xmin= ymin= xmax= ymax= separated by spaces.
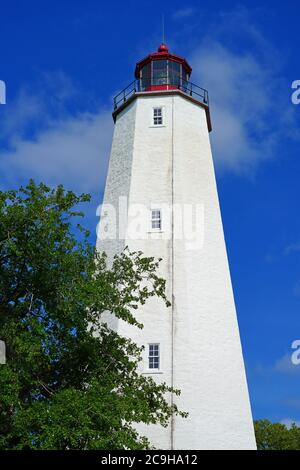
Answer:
xmin=152 ymin=60 xmax=168 ymax=85
xmin=148 ymin=343 xmax=160 ymax=370
xmin=151 ymin=209 xmax=161 ymax=230
xmin=141 ymin=62 xmax=151 ymax=90
xmin=153 ymin=107 xmax=163 ymax=126
xmin=169 ymin=60 xmax=181 ymax=87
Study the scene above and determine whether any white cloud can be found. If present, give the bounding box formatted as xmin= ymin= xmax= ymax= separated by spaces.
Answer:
xmin=190 ymin=42 xmax=279 ymax=173
xmin=284 ymin=243 xmax=300 ymax=255
xmin=0 ymin=77 xmax=113 ymax=195
xmin=280 ymin=418 xmax=300 ymax=429
xmin=0 ymin=89 xmax=45 ymax=140
xmin=185 ymin=8 xmax=299 ymax=174
xmin=0 ymin=109 xmax=112 ymax=194
xmin=172 ymin=8 xmax=195 ymax=20
xmin=274 ymin=354 xmax=300 ymax=375
xmin=1 ymin=6 xmax=297 ymax=201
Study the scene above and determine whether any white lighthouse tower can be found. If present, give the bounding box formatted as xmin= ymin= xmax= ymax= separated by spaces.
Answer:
xmin=97 ymin=44 xmax=256 ymax=450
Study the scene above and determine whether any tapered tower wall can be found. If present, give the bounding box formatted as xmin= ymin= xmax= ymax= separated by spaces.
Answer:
xmin=97 ymin=91 xmax=256 ymax=449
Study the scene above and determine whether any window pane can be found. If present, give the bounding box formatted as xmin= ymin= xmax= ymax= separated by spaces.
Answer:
xmin=152 ymin=210 xmax=160 ymax=218
xmin=153 ymin=108 xmax=163 ymax=126
xmin=141 ymin=63 xmax=151 ymax=90
xmin=169 ymin=60 xmax=180 ymax=87
xmin=149 ymin=343 xmax=160 ymax=369
xmin=181 ymin=68 xmax=189 ymax=92
xmin=153 ymin=60 xmax=167 ymax=85
xmin=182 ymin=68 xmax=187 ymax=82
xmin=151 ymin=209 xmax=161 ymax=229
xmin=152 ymin=220 xmax=161 ymax=229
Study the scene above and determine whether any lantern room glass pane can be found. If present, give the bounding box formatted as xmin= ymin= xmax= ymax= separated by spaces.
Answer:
xmin=153 ymin=60 xmax=168 ymax=85
xmin=181 ymin=68 xmax=188 ymax=92
xmin=141 ymin=62 xmax=151 ymax=90
xmin=169 ymin=60 xmax=181 ymax=87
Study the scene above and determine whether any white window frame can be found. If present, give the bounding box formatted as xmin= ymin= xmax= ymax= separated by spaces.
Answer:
xmin=148 ymin=343 xmax=160 ymax=371
xmin=150 ymin=208 xmax=162 ymax=232
xmin=151 ymin=106 xmax=165 ymax=127
xmin=142 ymin=342 xmax=163 ymax=375
xmin=153 ymin=107 xmax=163 ymax=126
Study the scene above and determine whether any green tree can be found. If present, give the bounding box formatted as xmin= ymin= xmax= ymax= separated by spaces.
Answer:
xmin=0 ymin=180 xmax=185 ymax=450
xmin=254 ymin=419 xmax=300 ymax=450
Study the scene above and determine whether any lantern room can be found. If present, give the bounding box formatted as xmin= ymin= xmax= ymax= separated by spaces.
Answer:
xmin=113 ymin=43 xmax=210 ymax=131
xmin=135 ymin=43 xmax=192 ymax=91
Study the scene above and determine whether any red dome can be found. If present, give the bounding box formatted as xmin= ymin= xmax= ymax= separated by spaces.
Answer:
xmin=135 ymin=44 xmax=192 ymax=79
xmin=158 ymin=43 xmax=169 ymax=53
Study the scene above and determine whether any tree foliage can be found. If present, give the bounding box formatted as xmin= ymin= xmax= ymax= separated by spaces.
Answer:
xmin=254 ymin=419 xmax=300 ymax=450
xmin=0 ymin=180 xmax=185 ymax=450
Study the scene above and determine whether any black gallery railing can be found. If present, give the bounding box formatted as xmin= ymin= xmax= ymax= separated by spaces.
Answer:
xmin=113 ymin=76 xmax=209 ymax=111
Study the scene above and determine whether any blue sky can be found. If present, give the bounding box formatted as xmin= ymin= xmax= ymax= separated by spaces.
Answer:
xmin=1 ymin=0 xmax=300 ymax=426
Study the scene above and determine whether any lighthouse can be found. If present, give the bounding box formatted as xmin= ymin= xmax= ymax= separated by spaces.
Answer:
xmin=97 ymin=44 xmax=256 ymax=450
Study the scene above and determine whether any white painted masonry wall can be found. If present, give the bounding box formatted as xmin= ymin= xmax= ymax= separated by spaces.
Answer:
xmin=97 ymin=91 xmax=256 ymax=449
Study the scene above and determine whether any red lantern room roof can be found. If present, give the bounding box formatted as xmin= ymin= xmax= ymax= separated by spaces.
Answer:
xmin=135 ymin=43 xmax=192 ymax=79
